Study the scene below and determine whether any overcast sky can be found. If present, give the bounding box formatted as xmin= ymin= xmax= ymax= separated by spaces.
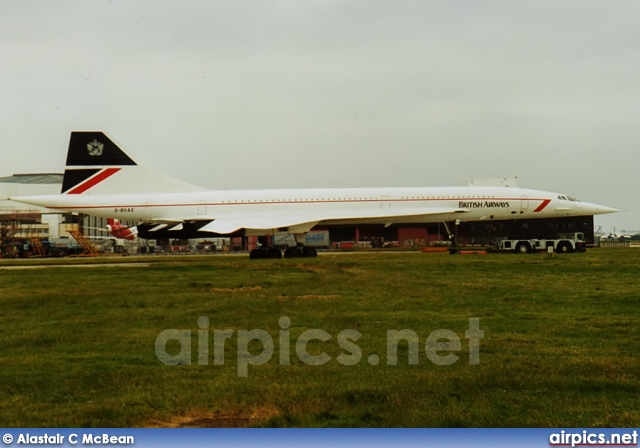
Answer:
xmin=1 ymin=1 xmax=638 ymax=232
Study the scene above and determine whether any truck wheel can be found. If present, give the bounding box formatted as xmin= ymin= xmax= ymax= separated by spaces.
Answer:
xmin=516 ymin=242 xmax=531 ymax=254
xmin=556 ymin=242 xmax=573 ymax=253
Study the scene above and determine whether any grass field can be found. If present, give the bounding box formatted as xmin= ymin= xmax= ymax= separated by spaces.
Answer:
xmin=1 ymin=249 xmax=639 ymax=428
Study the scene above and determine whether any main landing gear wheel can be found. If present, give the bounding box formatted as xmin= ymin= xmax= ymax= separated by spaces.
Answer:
xmin=284 ymin=246 xmax=318 ymax=258
xmin=556 ymin=242 xmax=573 ymax=254
xmin=249 ymin=246 xmax=282 ymax=259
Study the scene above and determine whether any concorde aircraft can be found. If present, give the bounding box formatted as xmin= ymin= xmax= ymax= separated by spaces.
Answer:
xmin=11 ymin=131 xmax=618 ymax=258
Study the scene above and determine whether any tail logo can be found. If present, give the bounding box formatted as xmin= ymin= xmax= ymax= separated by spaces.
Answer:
xmin=87 ymin=140 xmax=104 ymax=157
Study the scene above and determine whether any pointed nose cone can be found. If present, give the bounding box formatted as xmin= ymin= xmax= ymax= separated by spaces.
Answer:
xmin=582 ymin=203 xmax=620 ymax=215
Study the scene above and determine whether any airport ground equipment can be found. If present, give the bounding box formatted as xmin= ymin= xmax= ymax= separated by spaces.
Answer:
xmin=29 ymin=238 xmax=46 ymax=257
xmin=496 ymin=232 xmax=587 ymax=254
xmin=67 ymin=229 xmax=99 ymax=256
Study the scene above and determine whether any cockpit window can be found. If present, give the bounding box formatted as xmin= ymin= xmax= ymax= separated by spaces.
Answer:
xmin=558 ymin=195 xmax=581 ymax=202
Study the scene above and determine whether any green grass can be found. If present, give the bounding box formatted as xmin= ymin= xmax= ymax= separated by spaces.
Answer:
xmin=0 ymin=249 xmax=639 ymax=427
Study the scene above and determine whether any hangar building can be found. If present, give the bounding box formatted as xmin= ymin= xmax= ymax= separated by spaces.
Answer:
xmin=0 ymin=173 xmax=67 ymax=239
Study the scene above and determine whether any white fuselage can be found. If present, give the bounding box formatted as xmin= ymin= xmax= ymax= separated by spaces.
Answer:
xmin=15 ymin=185 xmax=613 ymax=231
xmin=8 ymin=130 xmax=619 ymax=244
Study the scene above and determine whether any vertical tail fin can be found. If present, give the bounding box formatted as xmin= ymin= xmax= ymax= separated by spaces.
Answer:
xmin=107 ymin=218 xmax=137 ymax=240
xmin=62 ymin=131 xmax=206 ymax=195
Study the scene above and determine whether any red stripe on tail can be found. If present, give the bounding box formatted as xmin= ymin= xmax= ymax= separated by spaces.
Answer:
xmin=67 ymin=168 xmax=121 ymax=194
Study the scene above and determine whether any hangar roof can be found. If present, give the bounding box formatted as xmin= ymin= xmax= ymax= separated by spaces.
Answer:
xmin=0 ymin=173 xmax=63 ymax=185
